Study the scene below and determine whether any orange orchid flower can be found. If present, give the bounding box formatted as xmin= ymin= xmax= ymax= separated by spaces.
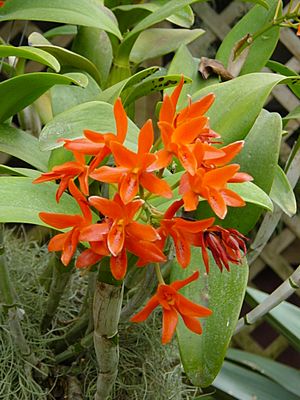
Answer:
xmin=179 ymin=164 xmax=252 ymax=219
xmin=297 ymin=24 xmax=300 ymax=36
xmin=39 ymin=180 xmax=100 ymax=266
xmin=62 ymin=98 xmax=127 ymax=171
xmin=196 ymin=226 xmax=248 ymax=273
xmin=131 ymin=271 xmax=212 ymax=344
xmin=87 ymin=194 xmax=166 ymax=279
xmin=157 ymin=200 xmax=215 ymax=268
xmin=90 ymin=119 xmax=172 ymax=204
xmin=33 ymin=151 xmax=89 ymax=202
xmin=0 ymin=1 xmax=4 ymax=6
xmin=156 ymin=78 xmax=218 ymax=175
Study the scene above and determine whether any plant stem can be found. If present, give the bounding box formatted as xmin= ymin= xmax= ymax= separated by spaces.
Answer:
xmin=93 ymin=278 xmax=123 ymax=400
xmin=41 ymin=255 xmax=74 ymax=332
xmin=154 ymin=263 xmax=165 ymax=284
xmin=55 ymin=332 xmax=93 ymax=364
xmin=120 ymin=264 xmax=156 ymax=322
xmin=234 ymin=265 xmax=300 ymax=334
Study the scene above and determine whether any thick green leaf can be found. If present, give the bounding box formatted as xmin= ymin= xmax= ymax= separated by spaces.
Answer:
xmin=218 ymin=110 xmax=282 ymax=234
xmin=269 ymin=165 xmax=296 ymax=217
xmin=267 ymin=60 xmax=300 ymax=99
xmin=172 ymin=249 xmax=248 ymax=387
xmin=192 ymin=73 xmax=295 ymax=145
xmin=122 ymin=74 xmax=192 ymax=107
xmin=0 ymin=45 xmax=60 ymax=72
xmin=0 ymin=177 xmax=80 ymax=226
xmin=98 ymin=66 xmax=160 ymax=104
xmin=39 ymin=101 xmax=139 ymax=151
xmin=113 ymin=1 xmax=194 ymax=32
xmin=72 ymin=27 xmax=113 ymax=87
xmin=216 ymin=0 xmax=280 ymax=75
xmin=0 ymin=165 xmax=41 ymax=178
xmin=283 ymin=105 xmax=300 ymax=122
xmin=213 ymin=360 xmax=299 ymax=400
xmin=0 ymin=125 xmax=49 ymax=171
xmin=130 ymin=28 xmax=204 ymax=64
xmin=0 ymin=0 xmax=122 ymax=39
xmin=226 ymin=349 xmax=300 ymax=397
xmin=44 ymin=25 xmax=78 ymax=39
xmin=51 ymin=73 xmax=101 ymax=116
xmin=28 ymin=32 xmax=102 ymax=86
xmin=246 ymin=287 xmax=300 ymax=351
xmin=0 ymin=72 xmax=87 ymax=123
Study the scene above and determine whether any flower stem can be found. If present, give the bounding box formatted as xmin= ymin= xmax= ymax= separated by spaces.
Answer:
xmin=234 ymin=265 xmax=300 ymax=334
xmin=155 ymin=263 xmax=165 ymax=285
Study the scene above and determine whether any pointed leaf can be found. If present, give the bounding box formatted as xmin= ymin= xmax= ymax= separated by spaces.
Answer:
xmin=226 ymin=349 xmax=300 ymax=397
xmin=227 ymin=182 xmax=273 ymax=212
xmin=269 ymin=165 xmax=296 ymax=217
xmin=72 ymin=27 xmax=113 ymax=87
xmin=0 ymin=45 xmax=60 ymax=72
xmin=0 ymin=177 xmax=80 ymax=226
xmin=267 ymin=60 xmax=300 ymax=99
xmin=0 ymin=0 xmax=122 ymax=39
xmin=39 ymin=101 xmax=139 ymax=151
xmin=0 ymin=72 xmax=87 ymax=123
xmin=0 ymin=165 xmax=41 ymax=178
xmin=283 ymin=105 xmax=300 ymax=122
xmin=213 ymin=360 xmax=299 ymax=400
xmin=44 ymin=25 xmax=78 ymax=39
xmin=216 ymin=0 xmax=280 ymax=75
xmin=28 ymin=32 xmax=102 ymax=86
xmin=0 ymin=124 xmax=49 ymax=171
xmin=130 ymin=28 xmax=204 ymax=64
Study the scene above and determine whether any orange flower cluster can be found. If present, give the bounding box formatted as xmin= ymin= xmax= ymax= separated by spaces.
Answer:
xmin=34 ymin=79 xmax=251 ymax=343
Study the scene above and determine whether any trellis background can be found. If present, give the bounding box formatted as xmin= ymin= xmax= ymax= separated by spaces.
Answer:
xmin=0 ymin=0 xmax=299 ymax=368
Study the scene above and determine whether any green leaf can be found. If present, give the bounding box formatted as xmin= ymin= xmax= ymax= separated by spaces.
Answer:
xmin=0 ymin=72 xmax=87 ymax=123
xmin=192 ymin=73 xmax=295 ymax=145
xmin=72 ymin=27 xmax=113 ymax=87
xmin=172 ymin=249 xmax=248 ymax=387
xmin=130 ymin=28 xmax=204 ymax=64
xmin=44 ymin=25 xmax=78 ymax=39
xmin=50 ymin=72 xmax=101 ymax=116
xmin=228 ymin=182 xmax=273 ymax=212
xmin=0 ymin=0 xmax=122 ymax=39
xmin=267 ymin=60 xmax=300 ymax=99
xmin=0 ymin=165 xmax=41 ymax=178
xmin=213 ymin=360 xmax=299 ymax=400
xmin=220 ymin=110 xmax=282 ymax=233
xmin=0 ymin=45 xmax=60 ymax=72
xmin=269 ymin=165 xmax=296 ymax=217
xmin=246 ymin=287 xmax=300 ymax=351
xmin=0 ymin=177 xmax=80 ymax=226
xmin=0 ymin=125 xmax=49 ymax=171
xmin=216 ymin=0 xmax=280 ymax=75
xmin=28 ymin=32 xmax=102 ymax=86
xmin=39 ymin=101 xmax=139 ymax=152
xmin=98 ymin=66 xmax=161 ymax=103
xmin=113 ymin=1 xmax=194 ymax=29
xmin=122 ymin=74 xmax=192 ymax=107
xmin=226 ymin=349 xmax=300 ymax=397
xmin=283 ymin=105 xmax=300 ymax=122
